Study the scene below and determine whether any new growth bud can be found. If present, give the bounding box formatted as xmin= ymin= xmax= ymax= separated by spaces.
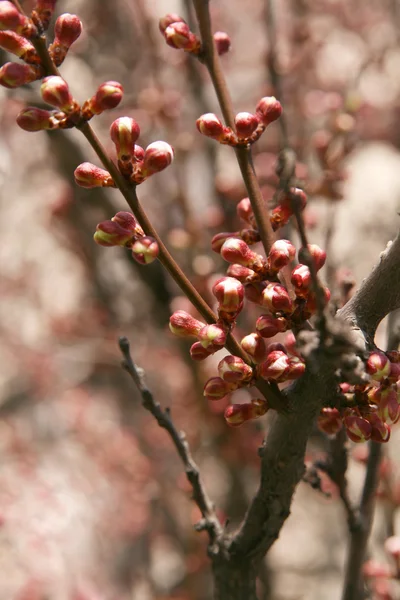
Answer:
xmin=255 ymin=96 xmax=282 ymax=127
xmin=163 ymin=20 xmax=200 ymax=53
xmin=16 ymin=107 xmax=62 ymax=132
xmin=220 ymin=238 xmax=265 ymax=271
xmin=299 ymin=244 xmax=326 ymax=272
xmin=74 ymin=163 xmax=115 ymax=189
xmin=169 ymin=310 xmax=206 ymax=338
xmin=212 ymin=277 xmax=244 ymax=319
xmin=366 ymin=351 xmax=391 ymax=382
xmin=240 ymin=333 xmax=267 ymax=364
xmin=214 ymin=31 xmax=231 ymax=55
xmin=261 ymin=283 xmax=293 ymax=314
xmin=0 ymin=31 xmax=37 ymax=63
xmin=196 ymin=113 xmax=225 ymax=140
xmin=49 ymin=13 xmax=83 ymax=65
xmin=224 ymin=398 xmax=268 ymax=426
xmin=110 ymin=117 xmax=140 ymax=161
xmin=218 ymin=355 xmax=253 ymax=384
xmin=0 ymin=62 xmax=41 ymax=88
xmin=256 ymin=314 xmax=288 ymax=338
xmin=83 ymin=81 xmax=123 ymax=117
xmin=41 ymin=76 xmax=77 ymax=112
xmin=142 ymin=141 xmax=174 ymax=176
xmin=197 ymin=324 xmax=227 ymax=351
xmin=131 ymin=236 xmax=159 ymax=264
xmin=268 ymin=239 xmax=296 ymax=271
xmin=204 ymin=377 xmax=230 ymax=401
xmin=0 ymin=2 xmax=34 ymax=36
xmin=234 ymin=112 xmax=259 ymax=139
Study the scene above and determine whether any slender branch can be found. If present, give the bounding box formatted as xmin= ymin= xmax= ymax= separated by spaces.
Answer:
xmin=119 ymin=336 xmax=223 ymax=545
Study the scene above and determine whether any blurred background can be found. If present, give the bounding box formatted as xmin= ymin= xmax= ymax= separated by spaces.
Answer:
xmin=1 ymin=0 xmax=400 ymax=598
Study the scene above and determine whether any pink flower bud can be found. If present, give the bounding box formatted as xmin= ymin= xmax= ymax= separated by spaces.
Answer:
xmin=169 ymin=310 xmax=206 ymax=338
xmin=85 ymin=81 xmax=123 ymax=116
xmin=41 ymin=76 xmax=76 ymax=112
xmin=0 ymin=31 xmax=37 ymax=61
xmin=142 ymin=141 xmax=174 ymax=176
xmin=110 ymin=117 xmax=140 ymax=161
xmin=112 ymin=211 xmax=144 ymax=237
xmin=214 ymin=31 xmax=231 ymax=55
xmin=255 ymin=96 xmax=282 ymax=126
xmin=196 ymin=113 xmax=225 ymax=140
xmin=317 ymin=408 xmax=343 ymax=435
xmin=259 ymin=350 xmax=290 ymax=381
xmin=94 ymin=220 xmax=135 ymax=247
xmin=299 ymin=244 xmax=326 ymax=272
xmin=133 ymin=145 xmax=145 ymax=163
xmin=373 ymin=387 xmax=400 ymax=425
xmin=291 ymin=264 xmax=311 ymax=296
xmin=0 ymin=2 xmax=33 ymax=35
xmin=270 ymin=203 xmax=293 ymax=231
xmin=197 ymin=324 xmax=227 ymax=351
xmin=389 ymin=361 xmax=400 ymax=382
xmin=131 ymin=236 xmax=159 ymax=264
xmin=74 ymin=162 xmax=114 ymax=188
xmin=224 ymin=398 xmax=268 ymax=426
xmin=212 ymin=277 xmax=244 ymax=315
xmin=280 ymin=187 xmax=308 ymax=213
xmin=261 ymin=283 xmax=293 ymax=314
xmin=266 ymin=342 xmax=288 ymax=354
xmin=256 ymin=314 xmax=288 ymax=338
xmin=34 ymin=1 xmax=57 ymax=30
xmin=190 ymin=341 xmax=213 ymax=361
xmin=286 ymin=356 xmax=306 ymax=380
xmin=204 ymin=377 xmax=231 ymax=401
xmin=164 ymin=21 xmax=200 ymax=52
xmin=16 ymin=107 xmax=60 ymax=132
xmin=244 ymin=282 xmax=267 ymax=305
xmin=366 ymin=351 xmax=391 ymax=382
xmin=366 ymin=413 xmax=391 ymax=443
xmin=54 ymin=13 xmax=82 ymax=48
xmin=234 ymin=112 xmax=259 ymax=139
xmin=239 ymin=228 xmax=261 ymax=245
xmin=211 ymin=231 xmax=240 ymax=253
xmin=268 ymin=239 xmax=296 ymax=271
xmin=221 ymin=238 xmax=265 ymax=270
xmin=218 ymin=355 xmax=253 ymax=384
xmin=343 ymin=411 xmax=372 ymax=443
xmin=159 ymin=14 xmax=185 ymax=34
xmin=240 ymin=332 xmax=267 ymax=364
xmin=237 ymin=197 xmax=254 ymax=224
xmin=0 ymin=62 xmax=40 ymax=88
xmin=304 ymin=287 xmax=331 ymax=316
xmin=226 ymin=264 xmax=258 ymax=283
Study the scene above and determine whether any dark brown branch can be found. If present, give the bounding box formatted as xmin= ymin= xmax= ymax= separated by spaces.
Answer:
xmin=119 ymin=336 xmax=223 ymax=546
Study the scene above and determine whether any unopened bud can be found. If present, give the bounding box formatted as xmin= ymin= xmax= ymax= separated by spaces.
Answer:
xmin=221 ymin=238 xmax=265 ymax=270
xmin=261 ymin=283 xmax=293 ymax=314
xmin=226 ymin=264 xmax=258 ymax=283
xmin=255 ymin=96 xmax=282 ymax=126
xmin=110 ymin=117 xmax=140 ymax=161
xmin=270 ymin=203 xmax=293 ymax=231
xmin=196 ymin=113 xmax=225 ymax=140
xmin=84 ymin=81 xmax=123 ymax=116
xmin=169 ymin=310 xmax=205 ymax=338
xmin=291 ymin=264 xmax=311 ymax=296
xmin=256 ymin=314 xmax=288 ymax=338
xmin=142 ymin=141 xmax=174 ymax=176
xmin=317 ymin=407 xmax=342 ymax=435
xmin=0 ymin=31 xmax=37 ymax=62
xmin=237 ymin=197 xmax=254 ymax=224
xmin=41 ymin=76 xmax=77 ymax=112
xmin=198 ymin=324 xmax=226 ymax=351
xmin=239 ymin=228 xmax=260 ymax=245
xmin=304 ymin=287 xmax=330 ymax=316
xmin=372 ymin=387 xmax=400 ymax=425
xmin=0 ymin=62 xmax=40 ymax=88
xmin=164 ymin=21 xmax=200 ymax=53
xmin=343 ymin=411 xmax=372 ymax=443
xmin=159 ymin=14 xmax=185 ymax=34
xmin=211 ymin=231 xmax=240 ymax=253
xmin=268 ymin=239 xmax=296 ymax=271
xmin=34 ymin=1 xmax=57 ymax=30
xmin=212 ymin=277 xmax=244 ymax=315
xmin=94 ymin=220 xmax=135 ymax=247
xmin=74 ymin=162 xmax=114 ymax=188
xmin=366 ymin=351 xmax=391 ymax=382
xmin=224 ymin=398 xmax=268 ymax=427
xmin=214 ymin=31 xmax=231 ymax=55
xmin=235 ymin=112 xmax=259 ymax=139
xmin=366 ymin=412 xmax=391 ymax=443
xmin=204 ymin=377 xmax=230 ymax=401
xmin=54 ymin=13 xmax=82 ymax=48
xmin=299 ymin=244 xmax=326 ymax=272
xmin=131 ymin=236 xmax=159 ymax=264
xmin=190 ymin=341 xmax=213 ymax=361
xmin=218 ymin=355 xmax=253 ymax=384
xmin=112 ymin=211 xmax=144 ymax=237
xmin=17 ymin=107 xmax=60 ymax=132
xmin=240 ymin=332 xmax=267 ymax=364
xmin=0 ymin=2 xmax=33 ymax=35
xmin=259 ymin=350 xmax=290 ymax=382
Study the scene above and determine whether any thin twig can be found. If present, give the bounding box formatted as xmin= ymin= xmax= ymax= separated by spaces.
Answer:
xmin=119 ymin=336 xmax=223 ymax=545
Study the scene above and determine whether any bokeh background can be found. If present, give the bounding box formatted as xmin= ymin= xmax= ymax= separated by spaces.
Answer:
xmin=1 ymin=0 xmax=400 ymax=598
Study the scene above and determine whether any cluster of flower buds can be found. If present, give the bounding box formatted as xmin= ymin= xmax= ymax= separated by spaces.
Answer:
xmin=93 ymin=211 xmax=159 ymax=265
xmin=318 ymin=350 xmax=400 ymax=444
xmin=196 ymin=97 xmax=282 ymax=147
xmin=159 ymin=14 xmax=231 ymax=56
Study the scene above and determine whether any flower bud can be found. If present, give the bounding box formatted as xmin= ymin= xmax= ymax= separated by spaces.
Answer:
xmin=261 ymin=283 xmax=293 ymax=314
xmin=214 ymin=31 xmax=231 ymax=55
xmin=220 ymin=238 xmax=266 ymax=270
xmin=0 ymin=2 xmax=33 ymax=35
xmin=131 ymin=236 xmax=159 ymax=264
xmin=196 ymin=113 xmax=225 ymax=140
xmin=54 ymin=13 xmax=82 ymax=48
xmin=387 ymin=350 xmax=400 ymax=363
xmin=240 ymin=332 xmax=267 ymax=364
xmin=244 ymin=282 xmax=267 ymax=305
xmin=190 ymin=341 xmax=213 ymax=361
xmin=280 ymin=187 xmax=308 ymax=213
xmin=94 ymin=220 xmax=135 ymax=247
xmin=133 ymin=145 xmax=145 ymax=163
xmin=159 ymin=14 xmax=185 ymax=34
xmin=256 ymin=314 xmax=288 ymax=338
xmin=41 ymin=76 xmax=77 ymax=112
xmin=197 ymin=324 xmax=226 ymax=351
xmin=317 ymin=407 xmax=343 ymax=435
xmin=0 ymin=31 xmax=37 ymax=62
xmin=84 ymin=81 xmax=123 ymax=116
xmin=110 ymin=117 xmax=140 ymax=161
xmin=255 ymin=96 xmax=282 ymax=126
xmin=33 ymin=1 xmax=57 ymax=30
xmin=142 ymin=141 xmax=174 ymax=176
xmin=366 ymin=413 xmax=391 ymax=443
xmin=286 ymin=356 xmax=306 ymax=380
xmin=224 ymin=398 xmax=268 ymax=426
xmin=239 ymin=228 xmax=260 ymax=245
xmin=211 ymin=231 xmax=240 ymax=253
xmin=389 ymin=361 xmax=400 ymax=381
xmin=303 ymin=287 xmax=330 ymax=316
xmin=234 ymin=112 xmax=259 ymax=139
xmin=299 ymin=244 xmax=326 ymax=272
xmin=74 ymin=162 xmax=114 ymax=188
xmin=164 ymin=21 xmax=200 ymax=53
xmin=169 ymin=310 xmax=206 ymax=338
xmin=372 ymin=387 xmax=400 ymax=425
xmin=204 ymin=377 xmax=231 ymax=401
xmin=226 ymin=264 xmax=258 ymax=283
xmin=343 ymin=411 xmax=372 ymax=443
xmin=268 ymin=239 xmax=296 ymax=271
xmin=259 ymin=350 xmax=290 ymax=382
xmin=212 ymin=277 xmax=244 ymax=315
xmin=218 ymin=355 xmax=253 ymax=384
xmin=366 ymin=351 xmax=391 ymax=382
xmin=112 ymin=211 xmax=144 ymax=237
xmin=291 ymin=264 xmax=311 ymax=296
xmin=266 ymin=342 xmax=288 ymax=354
xmin=0 ymin=62 xmax=40 ymax=88
xmin=237 ymin=197 xmax=254 ymax=224
xmin=270 ymin=203 xmax=293 ymax=231
xmin=16 ymin=107 xmax=60 ymax=132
